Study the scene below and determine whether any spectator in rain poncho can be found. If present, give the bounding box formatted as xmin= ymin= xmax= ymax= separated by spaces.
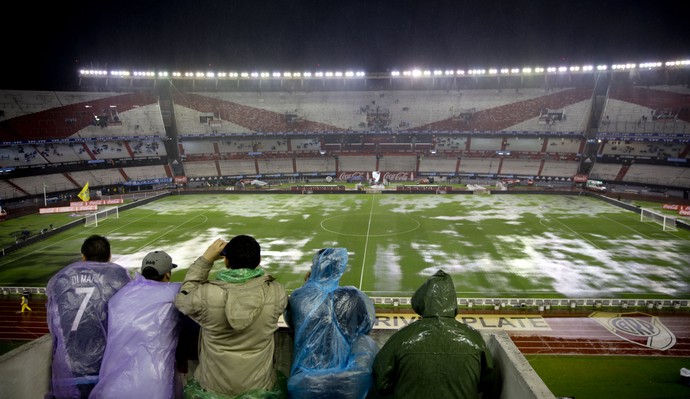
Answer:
xmin=46 ymin=235 xmax=131 ymax=399
xmin=90 ymin=251 xmax=183 ymax=399
xmin=373 ymin=269 xmax=496 ymax=399
xmin=284 ymin=248 xmax=378 ymax=399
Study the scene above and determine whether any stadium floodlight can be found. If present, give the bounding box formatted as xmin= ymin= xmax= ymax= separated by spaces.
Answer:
xmin=510 ymin=68 xmax=520 ymax=74
xmin=596 ymin=65 xmax=607 ymax=71
xmin=488 ymin=69 xmax=498 ymax=74
xmin=241 ymin=72 xmax=249 ymax=78
xmin=456 ymin=69 xmax=465 ymax=75
xmin=582 ymin=65 xmax=593 ymax=71
xmin=433 ymin=70 xmax=443 ymax=76
xmin=260 ymin=72 xmax=270 ymax=78
xmin=80 ymin=69 xmax=108 ymax=76
xmin=356 ymin=71 xmax=365 ymax=77
xmin=546 ymin=67 xmax=557 ymax=73
xmin=569 ymin=66 xmax=579 ymax=72
xmin=499 ymin=68 xmax=509 ymax=74
xmin=391 ymin=71 xmax=400 ymax=76
xmin=522 ymin=67 xmax=532 ymax=73
xmin=303 ymin=72 xmax=312 ymax=77
xmin=411 ymin=69 xmax=422 ymax=77
xmin=206 ymin=72 xmax=215 ymax=78
xmin=293 ymin=72 xmax=301 ymax=77
xmin=558 ymin=66 xmax=567 ymax=73
xmin=534 ymin=67 xmax=544 ymax=73
xmin=345 ymin=71 xmax=354 ymax=77
xmin=158 ymin=71 xmax=169 ymax=77
xmin=334 ymin=71 xmax=343 ymax=77
xmin=272 ymin=72 xmax=281 ymax=78
xmin=325 ymin=72 xmax=334 ymax=77
xmin=423 ymin=70 xmax=431 ymax=76
xmin=315 ymin=72 xmax=324 ymax=77
xmin=639 ymin=62 xmax=662 ymax=69
xmin=444 ymin=70 xmax=454 ymax=75
xmin=172 ymin=72 xmax=182 ymax=77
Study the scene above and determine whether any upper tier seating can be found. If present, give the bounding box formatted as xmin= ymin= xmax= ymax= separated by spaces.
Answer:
xmin=0 ymin=90 xmax=164 ymax=141
xmin=172 ymin=88 xmax=593 ymax=134
xmin=599 ymin=85 xmax=690 ymax=134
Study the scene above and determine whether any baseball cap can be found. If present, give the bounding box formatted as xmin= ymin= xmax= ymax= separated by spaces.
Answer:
xmin=141 ymin=251 xmax=177 ymax=279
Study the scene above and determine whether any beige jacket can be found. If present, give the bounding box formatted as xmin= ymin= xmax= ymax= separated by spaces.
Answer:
xmin=175 ymin=256 xmax=287 ymax=396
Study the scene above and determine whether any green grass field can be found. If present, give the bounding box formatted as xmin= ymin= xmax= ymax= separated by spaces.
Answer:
xmin=1 ymin=192 xmax=690 ymax=301
xmin=2 ymin=192 xmax=689 ymax=397
xmin=528 ymin=355 xmax=690 ymax=399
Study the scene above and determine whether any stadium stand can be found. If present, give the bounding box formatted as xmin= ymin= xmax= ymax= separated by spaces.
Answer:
xmin=1 ymin=64 xmax=690 ymax=212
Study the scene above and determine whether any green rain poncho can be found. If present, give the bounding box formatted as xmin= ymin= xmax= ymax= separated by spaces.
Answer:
xmin=373 ymin=270 xmax=495 ymax=399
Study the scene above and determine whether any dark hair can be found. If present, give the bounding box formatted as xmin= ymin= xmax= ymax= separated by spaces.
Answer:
xmin=81 ymin=235 xmax=111 ymax=262
xmin=224 ymin=235 xmax=260 ymax=269
xmin=142 ymin=266 xmax=165 ymax=281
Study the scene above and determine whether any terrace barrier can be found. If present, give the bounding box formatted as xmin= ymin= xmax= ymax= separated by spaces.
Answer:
xmin=0 ymin=329 xmax=556 ymax=399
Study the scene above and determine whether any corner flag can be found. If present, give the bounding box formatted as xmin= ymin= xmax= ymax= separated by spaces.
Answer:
xmin=78 ymin=182 xmax=90 ymax=202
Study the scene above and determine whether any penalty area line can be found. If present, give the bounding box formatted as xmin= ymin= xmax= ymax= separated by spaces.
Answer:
xmin=359 ymin=196 xmax=376 ymax=290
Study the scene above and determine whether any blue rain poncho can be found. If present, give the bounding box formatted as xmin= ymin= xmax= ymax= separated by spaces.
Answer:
xmin=284 ymin=248 xmax=378 ymax=399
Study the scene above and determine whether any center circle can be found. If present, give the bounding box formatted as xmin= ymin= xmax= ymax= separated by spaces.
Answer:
xmin=320 ymin=213 xmax=420 ymax=237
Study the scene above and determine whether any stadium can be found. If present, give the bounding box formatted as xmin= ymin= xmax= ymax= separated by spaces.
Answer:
xmin=1 ymin=59 xmax=690 ymax=398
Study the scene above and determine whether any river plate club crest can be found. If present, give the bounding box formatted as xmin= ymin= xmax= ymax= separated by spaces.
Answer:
xmin=590 ymin=312 xmax=676 ymax=351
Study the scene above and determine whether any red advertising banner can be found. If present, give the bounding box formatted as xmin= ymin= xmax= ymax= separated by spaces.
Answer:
xmin=40 ymin=205 xmax=98 ymax=214
xmin=573 ymin=174 xmax=588 ymax=183
xmin=70 ymin=199 xmax=124 ymax=207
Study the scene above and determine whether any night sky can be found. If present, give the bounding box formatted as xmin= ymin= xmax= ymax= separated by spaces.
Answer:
xmin=1 ymin=0 xmax=687 ymax=91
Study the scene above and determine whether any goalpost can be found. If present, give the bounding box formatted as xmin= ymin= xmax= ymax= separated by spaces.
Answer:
xmin=640 ymin=208 xmax=677 ymax=231
xmin=85 ymin=207 xmax=120 ymax=227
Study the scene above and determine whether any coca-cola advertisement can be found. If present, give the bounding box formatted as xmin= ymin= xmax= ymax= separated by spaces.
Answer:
xmin=338 ymin=171 xmax=414 ymax=182
xmin=382 ymin=171 xmax=414 ymax=182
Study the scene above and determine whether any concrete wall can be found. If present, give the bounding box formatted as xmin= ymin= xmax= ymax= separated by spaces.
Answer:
xmin=1 ymin=329 xmax=555 ymax=399
xmin=0 ymin=334 xmax=52 ymax=399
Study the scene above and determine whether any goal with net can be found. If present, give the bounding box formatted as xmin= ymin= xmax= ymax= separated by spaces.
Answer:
xmin=640 ymin=208 xmax=677 ymax=231
xmin=85 ymin=207 xmax=120 ymax=227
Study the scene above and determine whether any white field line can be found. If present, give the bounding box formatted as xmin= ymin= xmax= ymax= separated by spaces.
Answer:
xmin=608 ymin=211 xmax=687 ymax=240
xmin=547 ymin=217 xmax=602 ymax=250
xmin=359 ymin=196 xmax=376 ymax=290
xmin=601 ymin=215 xmax=652 ymax=239
xmin=129 ymin=214 xmax=209 ymax=255
xmin=0 ymin=212 xmax=157 ymax=269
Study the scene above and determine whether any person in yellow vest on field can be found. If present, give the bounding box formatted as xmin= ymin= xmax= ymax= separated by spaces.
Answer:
xmin=21 ymin=291 xmax=32 ymax=313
